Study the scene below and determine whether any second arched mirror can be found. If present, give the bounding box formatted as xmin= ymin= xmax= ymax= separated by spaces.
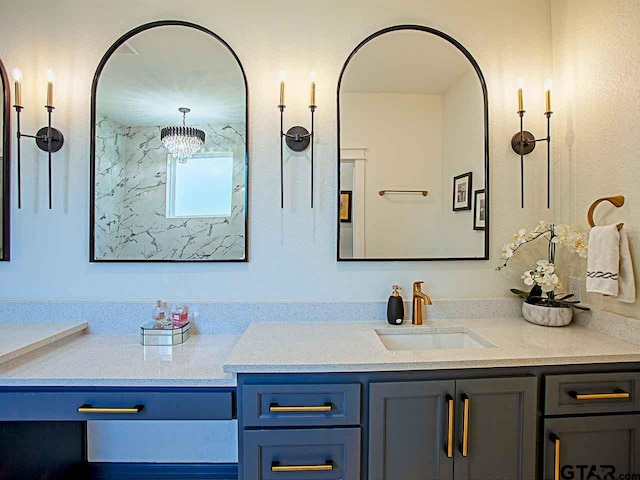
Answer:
xmin=90 ymin=21 xmax=248 ymax=262
xmin=0 ymin=58 xmax=9 ymax=261
xmin=337 ymin=25 xmax=489 ymax=261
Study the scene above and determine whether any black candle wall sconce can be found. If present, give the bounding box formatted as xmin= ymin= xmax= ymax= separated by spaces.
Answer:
xmin=11 ymin=68 xmax=64 ymax=210
xmin=278 ymin=71 xmax=317 ymax=208
xmin=511 ymin=78 xmax=553 ymax=209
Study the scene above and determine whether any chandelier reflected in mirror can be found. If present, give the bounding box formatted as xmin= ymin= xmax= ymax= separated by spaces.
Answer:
xmin=160 ymin=107 xmax=206 ymax=163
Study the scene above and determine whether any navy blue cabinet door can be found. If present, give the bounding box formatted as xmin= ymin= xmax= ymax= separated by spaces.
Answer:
xmin=544 ymin=415 xmax=640 ymax=480
xmin=369 ymin=380 xmax=455 ymax=480
xmin=243 ymin=428 xmax=360 ymax=480
xmin=454 ymin=377 xmax=537 ymax=480
xmin=0 ymin=422 xmax=85 ymax=480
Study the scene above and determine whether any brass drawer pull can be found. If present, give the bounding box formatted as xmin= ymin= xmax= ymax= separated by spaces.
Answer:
xmin=446 ymin=395 xmax=454 ymax=458
xmin=271 ymin=462 xmax=333 ymax=472
xmin=77 ymin=404 xmax=143 ymax=414
xmin=269 ymin=403 xmax=332 ymax=413
xmin=550 ymin=433 xmax=560 ymax=480
xmin=568 ymin=390 xmax=630 ymax=400
xmin=461 ymin=394 xmax=470 ymax=457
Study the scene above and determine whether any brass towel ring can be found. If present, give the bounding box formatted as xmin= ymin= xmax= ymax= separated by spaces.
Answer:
xmin=587 ymin=195 xmax=625 ymax=230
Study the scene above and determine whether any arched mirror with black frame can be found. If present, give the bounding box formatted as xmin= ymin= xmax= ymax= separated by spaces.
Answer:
xmin=90 ymin=21 xmax=248 ymax=262
xmin=337 ymin=25 xmax=489 ymax=261
xmin=0 ymin=58 xmax=10 ymax=261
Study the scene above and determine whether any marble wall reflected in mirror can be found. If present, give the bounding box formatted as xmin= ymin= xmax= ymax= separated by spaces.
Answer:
xmin=91 ymin=21 xmax=248 ymax=262
xmin=0 ymin=59 xmax=10 ymax=261
xmin=337 ymin=26 xmax=488 ymax=261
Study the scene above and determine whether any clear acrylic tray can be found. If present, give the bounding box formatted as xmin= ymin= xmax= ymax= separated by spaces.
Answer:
xmin=140 ymin=322 xmax=190 ymax=346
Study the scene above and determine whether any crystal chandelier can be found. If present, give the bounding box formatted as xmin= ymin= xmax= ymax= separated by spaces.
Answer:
xmin=160 ymin=107 xmax=205 ymax=163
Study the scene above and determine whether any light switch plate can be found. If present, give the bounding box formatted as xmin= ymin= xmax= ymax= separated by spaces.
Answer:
xmin=568 ymin=276 xmax=582 ymax=302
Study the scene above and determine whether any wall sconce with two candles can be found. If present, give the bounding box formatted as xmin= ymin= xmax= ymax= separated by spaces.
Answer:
xmin=511 ymin=78 xmax=553 ymax=209
xmin=278 ymin=71 xmax=317 ymax=208
xmin=12 ymin=68 xmax=65 ymax=209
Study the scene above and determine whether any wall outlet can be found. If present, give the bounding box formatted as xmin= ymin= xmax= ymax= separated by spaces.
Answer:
xmin=568 ymin=276 xmax=583 ymax=302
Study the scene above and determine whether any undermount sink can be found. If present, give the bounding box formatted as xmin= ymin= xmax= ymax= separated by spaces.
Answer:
xmin=375 ymin=327 xmax=493 ymax=351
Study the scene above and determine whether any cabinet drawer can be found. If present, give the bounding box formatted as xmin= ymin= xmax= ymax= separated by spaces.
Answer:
xmin=243 ymin=428 xmax=360 ymax=480
xmin=241 ymin=383 xmax=360 ymax=427
xmin=545 ymin=372 xmax=640 ymax=415
xmin=0 ymin=388 xmax=234 ymax=421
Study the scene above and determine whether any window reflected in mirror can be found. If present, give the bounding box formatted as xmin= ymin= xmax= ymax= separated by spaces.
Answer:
xmin=166 ymin=153 xmax=234 ymax=219
xmin=91 ymin=22 xmax=247 ymax=262
xmin=337 ymin=26 xmax=488 ymax=261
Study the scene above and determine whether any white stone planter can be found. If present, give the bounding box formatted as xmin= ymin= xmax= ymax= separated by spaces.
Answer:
xmin=522 ymin=301 xmax=573 ymax=327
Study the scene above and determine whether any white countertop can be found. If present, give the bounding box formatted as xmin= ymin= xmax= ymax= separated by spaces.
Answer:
xmin=0 ymin=333 xmax=240 ymax=387
xmin=3 ymin=315 xmax=640 ymax=385
xmin=223 ymin=318 xmax=640 ymax=373
xmin=0 ymin=322 xmax=88 ymax=365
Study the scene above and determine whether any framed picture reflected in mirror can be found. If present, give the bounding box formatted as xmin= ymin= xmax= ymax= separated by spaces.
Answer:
xmin=340 ymin=191 xmax=352 ymax=223
xmin=474 ymin=189 xmax=486 ymax=230
xmin=453 ymin=172 xmax=472 ymax=211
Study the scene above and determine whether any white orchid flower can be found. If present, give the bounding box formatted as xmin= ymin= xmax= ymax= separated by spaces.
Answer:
xmin=512 ymin=228 xmax=530 ymax=245
xmin=534 ymin=221 xmax=551 ymax=233
xmin=501 ymin=243 xmax=514 ymax=259
xmin=498 ymin=222 xmax=588 ymax=283
xmin=551 ymin=224 xmax=571 ymax=245
xmin=522 ymin=271 xmax=535 ymax=286
xmin=566 ymin=231 xmax=589 ymax=258
xmin=536 ymin=260 xmax=554 ymax=273
xmin=538 ymin=273 xmax=560 ymax=292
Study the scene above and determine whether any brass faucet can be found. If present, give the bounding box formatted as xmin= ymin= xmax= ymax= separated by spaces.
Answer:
xmin=412 ymin=281 xmax=432 ymax=325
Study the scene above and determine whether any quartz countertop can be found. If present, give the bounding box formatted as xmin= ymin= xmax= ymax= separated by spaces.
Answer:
xmin=0 ymin=322 xmax=88 ymax=365
xmin=223 ymin=318 xmax=640 ymax=373
xmin=0 ymin=334 xmax=240 ymax=387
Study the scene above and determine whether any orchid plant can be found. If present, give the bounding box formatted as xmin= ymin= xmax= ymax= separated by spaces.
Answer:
xmin=497 ymin=221 xmax=590 ymax=310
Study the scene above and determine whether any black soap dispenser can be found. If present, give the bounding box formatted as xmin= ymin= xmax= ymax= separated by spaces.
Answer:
xmin=387 ymin=285 xmax=405 ymax=325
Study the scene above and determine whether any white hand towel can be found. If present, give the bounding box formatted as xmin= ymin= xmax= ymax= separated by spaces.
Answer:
xmin=586 ymin=224 xmax=636 ymax=303
xmin=617 ymin=229 xmax=636 ymax=303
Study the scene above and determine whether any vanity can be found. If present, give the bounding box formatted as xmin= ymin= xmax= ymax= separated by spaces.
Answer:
xmin=227 ymin=320 xmax=640 ymax=480
xmin=3 ymin=317 xmax=639 ymax=480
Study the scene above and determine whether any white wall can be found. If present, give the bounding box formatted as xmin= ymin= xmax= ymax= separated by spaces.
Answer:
xmin=0 ymin=0 xmax=553 ymax=302
xmin=552 ymin=0 xmax=640 ymax=319
xmin=440 ymin=69 xmax=485 ymax=257
xmin=341 ymin=92 xmax=443 ymax=258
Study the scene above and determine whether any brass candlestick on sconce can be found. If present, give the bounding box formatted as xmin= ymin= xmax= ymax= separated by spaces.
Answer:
xmin=12 ymin=68 xmax=64 ymax=209
xmin=511 ymin=78 xmax=553 ymax=209
xmin=278 ymin=71 xmax=317 ymax=208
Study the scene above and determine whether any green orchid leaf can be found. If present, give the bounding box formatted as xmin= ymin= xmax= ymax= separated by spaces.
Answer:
xmin=557 ymin=294 xmax=575 ymax=301
xmin=510 ymin=289 xmax=531 ymax=299
xmin=571 ymin=304 xmax=591 ymax=311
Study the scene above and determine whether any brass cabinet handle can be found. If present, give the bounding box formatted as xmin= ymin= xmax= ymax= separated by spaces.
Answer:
xmin=550 ymin=433 xmax=560 ymax=480
xmin=269 ymin=403 xmax=332 ymax=413
xmin=446 ymin=395 xmax=454 ymax=458
xmin=568 ymin=390 xmax=630 ymax=400
xmin=271 ymin=462 xmax=333 ymax=472
xmin=461 ymin=394 xmax=470 ymax=457
xmin=77 ymin=404 xmax=143 ymax=414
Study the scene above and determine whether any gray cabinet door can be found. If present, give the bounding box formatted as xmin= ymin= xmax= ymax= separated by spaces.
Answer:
xmin=369 ymin=380 xmax=455 ymax=480
xmin=454 ymin=377 xmax=537 ymax=480
xmin=544 ymin=415 xmax=640 ymax=480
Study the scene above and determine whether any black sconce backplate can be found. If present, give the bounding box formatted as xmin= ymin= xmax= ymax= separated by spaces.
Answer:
xmin=285 ymin=126 xmax=311 ymax=152
xmin=510 ymin=130 xmax=536 ymax=155
xmin=35 ymin=127 xmax=64 ymax=153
